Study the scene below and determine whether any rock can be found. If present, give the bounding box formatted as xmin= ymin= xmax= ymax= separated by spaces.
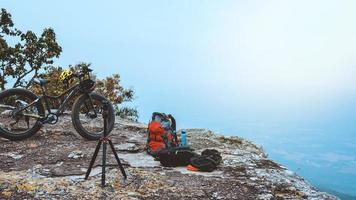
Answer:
xmin=27 ymin=164 xmax=51 ymax=178
xmin=115 ymin=143 xmax=140 ymax=153
xmin=17 ymin=183 xmax=37 ymax=191
xmin=1 ymin=152 xmax=24 ymax=160
xmin=0 ymin=116 xmax=339 ymax=200
xmin=55 ymin=161 xmax=63 ymax=167
xmin=67 ymin=150 xmax=84 ymax=159
xmin=28 ymin=143 xmax=38 ymax=148
xmin=127 ymin=192 xmax=137 ymax=196
xmin=0 ymin=182 xmax=9 ymax=191
xmin=212 ymin=191 xmax=225 ymax=200
xmin=258 ymin=193 xmax=274 ymax=200
xmin=0 ymin=110 xmax=12 ymax=117
xmin=1 ymin=191 xmax=12 ymax=197
xmin=119 ymin=152 xmax=160 ymax=168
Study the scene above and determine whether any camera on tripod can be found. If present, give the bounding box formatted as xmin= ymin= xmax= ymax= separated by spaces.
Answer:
xmin=85 ymin=101 xmax=127 ymax=187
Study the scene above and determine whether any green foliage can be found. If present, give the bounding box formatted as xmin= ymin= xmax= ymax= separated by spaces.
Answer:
xmin=30 ymin=64 xmax=138 ymax=121
xmin=0 ymin=8 xmax=62 ymax=90
xmin=95 ymin=74 xmax=134 ymax=105
xmin=95 ymin=74 xmax=138 ymax=121
xmin=115 ymin=107 xmax=139 ymax=121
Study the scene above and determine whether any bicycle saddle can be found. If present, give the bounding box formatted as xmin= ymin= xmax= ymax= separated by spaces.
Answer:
xmin=33 ymin=78 xmax=50 ymax=86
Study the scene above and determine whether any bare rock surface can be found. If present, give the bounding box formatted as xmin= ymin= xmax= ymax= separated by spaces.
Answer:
xmin=0 ymin=115 xmax=338 ymax=199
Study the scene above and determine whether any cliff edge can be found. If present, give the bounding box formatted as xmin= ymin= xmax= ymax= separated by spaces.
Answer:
xmin=0 ymin=116 xmax=338 ymax=200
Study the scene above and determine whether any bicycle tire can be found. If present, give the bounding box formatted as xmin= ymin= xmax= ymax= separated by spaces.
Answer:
xmin=71 ymin=93 xmax=115 ymax=140
xmin=0 ymin=88 xmax=45 ymax=141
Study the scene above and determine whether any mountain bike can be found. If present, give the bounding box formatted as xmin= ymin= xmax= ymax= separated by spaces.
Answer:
xmin=0 ymin=67 xmax=115 ymax=141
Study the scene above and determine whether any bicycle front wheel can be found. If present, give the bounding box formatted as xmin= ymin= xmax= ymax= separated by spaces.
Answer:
xmin=71 ymin=93 xmax=115 ymax=140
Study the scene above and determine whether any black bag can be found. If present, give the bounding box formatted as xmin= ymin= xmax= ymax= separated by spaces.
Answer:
xmin=156 ymin=146 xmax=197 ymax=167
xmin=190 ymin=149 xmax=222 ymax=172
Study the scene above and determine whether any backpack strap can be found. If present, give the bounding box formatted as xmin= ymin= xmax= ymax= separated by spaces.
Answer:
xmin=168 ymin=114 xmax=179 ymax=145
xmin=168 ymin=114 xmax=176 ymax=131
xmin=163 ymin=131 xmax=171 ymax=148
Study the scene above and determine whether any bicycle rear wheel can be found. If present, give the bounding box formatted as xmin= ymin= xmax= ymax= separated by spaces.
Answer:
xmin=0 ymin=88 xmax=45 ymax=140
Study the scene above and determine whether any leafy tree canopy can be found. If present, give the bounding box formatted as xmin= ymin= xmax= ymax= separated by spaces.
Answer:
xmin=0 ymin=8 xmax=62 ymax=90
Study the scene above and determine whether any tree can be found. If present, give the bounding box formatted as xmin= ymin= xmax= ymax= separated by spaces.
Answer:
xmin=0 ymin=9 xmax=138 ymax=121
xmin=30 ymin=64 xmax=139 ymax=121
xmin=0 ymin=8 xmax=20 ymax=90
xmin=95 ymin=73 xmax=138 ymax=121
xmin=0 ymin=8 xmax=62 ymax=90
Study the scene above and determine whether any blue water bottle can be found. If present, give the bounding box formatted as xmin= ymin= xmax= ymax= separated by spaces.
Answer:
xmin=180 ymin=130 xmax=187 ymax=147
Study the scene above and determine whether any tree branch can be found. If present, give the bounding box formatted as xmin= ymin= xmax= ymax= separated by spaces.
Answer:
xmin=0 ymin=73 xmax=4 ymax=91
xmin=13 ymin=67 xmax=34 ymax=88
xmin=25 ymin=68 xmax=38 ymax=88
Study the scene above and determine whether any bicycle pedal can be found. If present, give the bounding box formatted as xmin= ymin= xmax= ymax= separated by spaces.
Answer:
xmin=41 ymin=116 xmax=56 ymax=124
xmin=37 ymin=121 xmax=44 ymax=127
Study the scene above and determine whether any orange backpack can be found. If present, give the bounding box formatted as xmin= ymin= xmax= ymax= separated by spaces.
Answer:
xmin=146 ymin=112 xmax=178 ymax=156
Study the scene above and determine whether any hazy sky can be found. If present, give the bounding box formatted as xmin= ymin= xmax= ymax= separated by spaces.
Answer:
xmin=3 ymin=0 xmax=355 ymax=124
xmin=2 ymin=1 xmax=356 ymax=195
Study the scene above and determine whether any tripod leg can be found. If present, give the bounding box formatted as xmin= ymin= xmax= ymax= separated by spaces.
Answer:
xmin=108 ymin=140 xmax=127 ymax=179
xmin=102 ymin=141 xmax=107 ymax=187
xmin=85 ymin=141 xmax=102 ymax=180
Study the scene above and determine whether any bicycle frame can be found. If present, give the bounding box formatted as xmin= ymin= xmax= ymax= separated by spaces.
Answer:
xmin=41 ymin=83 xmax=81 ymax=117
xmin=6 ymin=82 xmax=95 ymax=124
xmin=0 ymin=66 xmax=97 ymax=125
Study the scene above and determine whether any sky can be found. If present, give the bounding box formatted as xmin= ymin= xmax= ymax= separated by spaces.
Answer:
xmin=2 ymin=0 xmax=356 ymax=196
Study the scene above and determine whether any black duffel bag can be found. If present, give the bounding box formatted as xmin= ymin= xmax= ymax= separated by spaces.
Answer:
xmin=190 ymin=149 xmax=222 ymax=172
xmin=156 ymin=146 xmax=197 ymax=167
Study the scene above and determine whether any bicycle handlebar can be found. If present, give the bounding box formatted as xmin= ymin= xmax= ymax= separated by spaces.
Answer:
xmin=73 ymin=67 xmax=93 ymax=79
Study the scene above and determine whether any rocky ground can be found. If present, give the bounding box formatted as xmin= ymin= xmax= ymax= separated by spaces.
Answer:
xmin=0 ymin=115 xmax=338 ymax=200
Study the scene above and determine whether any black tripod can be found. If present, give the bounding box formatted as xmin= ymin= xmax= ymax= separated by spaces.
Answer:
xmin=85 ymin=101 xmax=127 ymax=187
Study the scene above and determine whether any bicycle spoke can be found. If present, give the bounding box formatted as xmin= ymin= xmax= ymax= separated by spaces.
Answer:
xmin=0 ymin=94 xmax=40 ymax=135
xmin=77 ymin=99 xmax=105 ymax=134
